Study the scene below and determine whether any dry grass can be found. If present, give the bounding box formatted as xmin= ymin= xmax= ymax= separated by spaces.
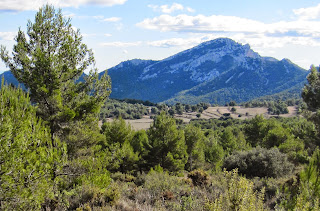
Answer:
xmin=101 ymin=116 xmax=153 ymax=130
xmin=124 ymin=116 xmax=154 ymax=130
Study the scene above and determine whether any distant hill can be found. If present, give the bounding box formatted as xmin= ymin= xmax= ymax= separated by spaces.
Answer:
xmin=0 ymin=71 xmax=24 ymax=88
xmin=0 ymin=71 xmax=86 ymax=89
xmin=104 ymin=38 xmax=309 ymax=105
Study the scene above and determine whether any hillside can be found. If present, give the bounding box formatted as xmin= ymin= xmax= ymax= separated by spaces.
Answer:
xmin=105 ymin=38 xmax=308 ymax=104
xmin=0 ymin=71 xmax=86 ymax=89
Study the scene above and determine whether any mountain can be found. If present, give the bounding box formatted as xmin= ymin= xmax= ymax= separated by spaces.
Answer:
xmin=105 ymin=38 xmax=308 ymax=104
xmin=0 ymin=71 xmax=86 ymax=89
xmin=1 ymin=38 xmax=309 ymax=105
xmin=0 ymin=71 xmax=23 ymax=88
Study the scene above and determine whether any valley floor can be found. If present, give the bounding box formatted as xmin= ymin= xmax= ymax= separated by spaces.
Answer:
xmin=104 ymin=106 xmax=298 ymax=130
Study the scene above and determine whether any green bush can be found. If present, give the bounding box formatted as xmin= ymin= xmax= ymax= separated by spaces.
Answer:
xmin=205 ymin=169 xmax=266 ymax=211
xmin=142 ymin=170 xmax=191 ymax=201
xmin=223 ymin=147 xmax=294 ymax=178
xmin=68 ymin=183 xmax=120 ymax=210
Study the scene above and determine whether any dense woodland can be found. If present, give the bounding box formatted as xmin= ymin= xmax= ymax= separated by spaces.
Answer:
xmin=1 ymin=5 xmax=320 ymax=211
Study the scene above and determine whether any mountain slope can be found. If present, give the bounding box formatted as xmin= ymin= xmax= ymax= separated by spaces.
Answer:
xmin=105 ymin=38 xmax=308 ymax=104
xmin=0 ymin=71 xmax=87 ymax=89
xmin=0 ymin=71 xmax=22 ymax=88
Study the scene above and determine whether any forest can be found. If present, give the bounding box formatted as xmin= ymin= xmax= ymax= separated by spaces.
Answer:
xmin=1 ymin=5 xmax=320 ymax=211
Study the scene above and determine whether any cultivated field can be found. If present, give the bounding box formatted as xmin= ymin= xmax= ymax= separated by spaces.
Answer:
xmin=104 ymin=106 xmax=299 ymax=130
xmin=174 ymin=106 xmax=298 ymax=123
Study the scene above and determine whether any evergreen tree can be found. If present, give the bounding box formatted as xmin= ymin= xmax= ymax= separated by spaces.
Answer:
xmin=302 ymin=65 xmax=320 ymax=137
xmin=184 ymin=124 xmax=205 ymax=171
xmin=244 ymin=115 xmax=267 ymax=147
xmin=204 ymin=132 xmax=225 ymax=170
xmin=131 ymin=130 xmax=149 ymax=171
xmin=302 ymin=65 xmax=320 ymax=112
xmin=0 ymin=83 xmax=66 ymax=210
xmin=219 ymin=127 xmax=247 ymax=154
xmin=0 ymin=5 xmax=111 ymax=141
xmin=146 ymin=112 xmax=188 ymax=172
xmin=101 ymin=117 xmax=133 ymax=148
xmin=101 ymin=118 xmax=138 ymax=173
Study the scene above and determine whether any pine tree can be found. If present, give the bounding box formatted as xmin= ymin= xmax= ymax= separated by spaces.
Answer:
xmin=302 ymin=65 xmax=320 ymax=137
xmin=0 ymin=5 xmax=111 ymax=141
xmin=101 ymin=118 xmax=138 ymax=173
xmin=146 ymin=112 xmax=188 ymax=172
xmin=184 ymin=124 xmax=205 ymax=171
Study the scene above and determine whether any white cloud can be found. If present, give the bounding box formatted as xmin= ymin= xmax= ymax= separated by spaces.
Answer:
xmin=160 ymin=3 xmax=184 ymax=14
xmin=147 ymin=37 xmax=203 ymax=48
xmin=82 ymin=33 xmax=97 ymax=37
xmin=93 ymin=15 xmax=105 ymax=20
xmin=103 ymin=17 xmax=121 ymax=22
xmin=63 ymin=12 xmax=76 ymax=18
xmin=148 ymin=3 xmax=194 ymax=14
xmin=294 ymin=3 xmax=320 ymax=20
xmin=137 ymin=14 xmax=320 ymax=44
xmin=100 ymin=41 xmax=142 ymax=47
xmin=229 ymin=33 xmax=320 ymax=49
xmin=104 ymin=33 xmax=112 ymax=37
xmin=186 ymin=7 xmax=195 ymax=13
xmin=0 ymin=0 xmax=127 ymax=11
xmin=0 ymin=32 xmax=16 ymax=41
xmin=137 ymin=14 xmax=267 ymax=33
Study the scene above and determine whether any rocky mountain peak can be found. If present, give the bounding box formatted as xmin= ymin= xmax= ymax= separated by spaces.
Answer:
xmin=102 ymin=37 xmax=308 ymax=104
xmin=139 ymin=38 xmax=262 ymax=82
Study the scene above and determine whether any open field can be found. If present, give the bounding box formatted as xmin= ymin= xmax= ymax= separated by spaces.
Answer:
xmin=174 ymin=106 xmax=298 ymax=123
xmin=104 ymin=106 xmax=299 ymax=130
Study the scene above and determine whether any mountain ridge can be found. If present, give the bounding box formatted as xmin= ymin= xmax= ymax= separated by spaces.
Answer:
xmin=105 ymin=38 xmax=308 ymax=104
xmin=1 ymin=38 xmax=309 ymax=105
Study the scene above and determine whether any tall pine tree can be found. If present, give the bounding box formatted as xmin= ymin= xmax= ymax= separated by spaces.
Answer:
xmin=0 ymin=5 xmax=111 ymax=141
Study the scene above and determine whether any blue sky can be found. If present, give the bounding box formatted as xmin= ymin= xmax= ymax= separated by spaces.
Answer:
xmin=1 ymin=0 xmax=320 ymax=73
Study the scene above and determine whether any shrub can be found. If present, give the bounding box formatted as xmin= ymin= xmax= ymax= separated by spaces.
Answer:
xmin=138 ymin=170 xmax=192 ymax=207
xmin=223 ymin=147 xmax=294 ymax=178
xmin=205 ymin=169 xmax=266 ymax=211
xmin=223 ymin=113 xmax=231 ymax=117
xmin=68 ymin=183 xmax=120 ymax=210
xmin=111 ymin=172 xmax=136 ymax=182
xmin=0 ymin=84 xmax=66 ymax=210
xmin=187 ymin=169 xmax=210 ymax=186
